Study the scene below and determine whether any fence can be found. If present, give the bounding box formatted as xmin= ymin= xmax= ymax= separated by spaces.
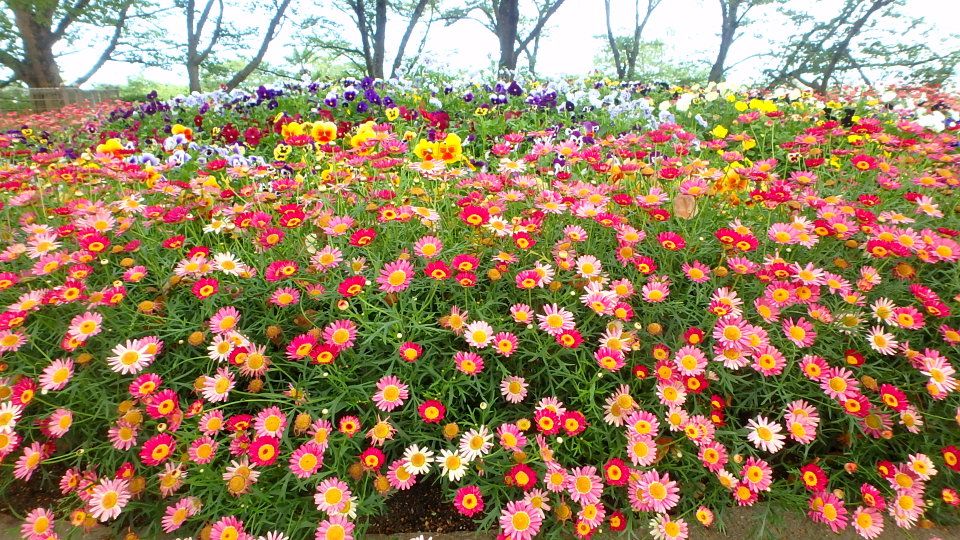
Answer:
xmin=0 ymin=87 xmax=121 ymax=113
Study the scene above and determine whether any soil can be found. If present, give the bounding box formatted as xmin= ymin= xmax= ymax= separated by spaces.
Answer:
xmin=367 ymin=479 xmax=478 ymax=535
xmin=0 ymin=465 xmax=65 ymax=518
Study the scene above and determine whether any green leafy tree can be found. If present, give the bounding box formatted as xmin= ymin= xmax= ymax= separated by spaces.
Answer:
xmin=765 ymin=0 xmax=960 ymax=93
xmin=0 ymin=0 xmax=137 ymax=89
xmin=602 ymin=0 xmax=662 ymax=81
xmin=708 ymin=0 xmax=781 ymax=83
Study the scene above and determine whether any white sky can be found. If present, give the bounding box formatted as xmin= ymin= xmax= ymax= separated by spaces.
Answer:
xmin=57 ymin=0 xmax=955 ymax=88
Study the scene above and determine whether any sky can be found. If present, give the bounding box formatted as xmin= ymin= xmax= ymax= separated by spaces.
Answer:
xmin=55 ymin=0 xmax=955 ymax=89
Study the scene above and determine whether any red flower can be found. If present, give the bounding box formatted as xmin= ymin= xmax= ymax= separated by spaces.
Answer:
xmin=799 ymin=463 xmax=828 ymax=491
xmin=349 ymin=228 xmax=376 ymax=247
xmin=424 ymin=260 xmax=451 ymax=280
xmin=398 ymin=342 xmax=423 ymax=362
xmin=140 ymin=433 xmax=176 ymax=466
xmin=603 ymin=458 xmax=630 ymax=486
xmin=248 ymin=436 xmax=280 ymax=466
xmin=192 ymin=278 xmax=219 ymax=299
xmin=418 ymin=400 xmax=446 ymax=424
xmin=879 ymin=384 xmax=908 ymax=412
xmin=560 ymin=410 xmax=587 ymax=436
xmin=337 ymin=275 xmax=366 ymax=297
xmin=505 ymin=463 xmax=538 ymax=490
xmin=360 ymin=447 xmax=386 ymax=470
xmin=942 ymin=446 xmax=960 ymax=472
xmin=657 ymin=231 xmax=686 ymax=251
xmin=458 ymin=205 xmax=489 ymax=227
xmin=534 ymin=409 xmax=561 ymax=435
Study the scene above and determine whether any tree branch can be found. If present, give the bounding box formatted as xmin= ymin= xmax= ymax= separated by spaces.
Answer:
xmin=515 ymin=0 xmax=566 ymax=57
xmin=72 ymin=0 xmax=133 ymax=86
xmin=224 ymin=0 xmax=293 ymax=90
xmin=52 ymin=0 xmax=93 ymax=41
xmin=391 ymin=0 xmax=430 ymax=79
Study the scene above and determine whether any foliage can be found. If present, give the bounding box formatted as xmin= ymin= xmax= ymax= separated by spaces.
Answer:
xmin=0 ymin=76 xmax=959 ymax=540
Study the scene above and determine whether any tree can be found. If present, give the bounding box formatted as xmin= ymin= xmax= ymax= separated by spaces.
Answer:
xmin=0 ymin=0 xmax=136 ymax=89
xmin=306 ymin=0 xmax=440 ymax=79
xmin=765 ymin=0 xmax=960 ymax=93
xmin=180 ymin=0 xmax=291 ymax=92
xmin=708 ymin=0 xmax=778 ymax=83
xmin=595 ymin=38 xmax=708 ymax=84
xmin=602 ymin=0 xmax=662 ymax=81
xmin=452 ymin=0 xmax=566 ymax=74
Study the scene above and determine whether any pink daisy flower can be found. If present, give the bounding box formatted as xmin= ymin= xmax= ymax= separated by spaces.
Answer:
xmin=314 ymin=477 xmax=352 ymax=514
xmin=682 ymin=260 xmax=712 ymax=283
xmin=289 ymin=442 xmax=324 ymax=479
xmin=373 ymin=375 xmax=408 ymax=412
xmin=499 ymin=499 xmax=543 ymax=540
xmin=413 ymin=235 xmax=443 ymax=259
xmin=188 ymin=436 xmax=218 ymax=464
xmin=851 ymin=506 xmax=884 ymax=539
xmin=68 ymin=310 xmax=103 ymax=340
xmin=537 ymin=303 xmax=575 ymax=336
xmin=386 ymin=458 xmax=417 ymax=490
xmin=500 ymin=376 xmax=528 ymax=403
xmin=492 ymin=331 xmax=519 ymax=357
xmin=161 ymin=497 xmax=199 ymax=533
xmin=629 ymin=469 xmax=679 ymax=513
xmin=783 ymin=317 xmax=816 ymax=348
xmin=746 ymin=416 xmax=786 ymax=453
xmin=322 ymin=319 xmax=358 ymax=350
xmin=38 ymin=358 xmax=74 ymax=391
xmin=21 ymin=507 xmax=55 ymax=539
xmin=210 ymin=516 xmax=246 ymax=540
xmin=315 ymin=515 xmax=354 ymax=540
xmin=376 ymin=259 xmax=415 ymax=293
xmin=253 ymin=406 xmax=287 ymax=438
xmin=567 ymin=466 xmax=603 ymax=505
xmin=269 ymin=287 xmax=300 ymax=307
xmin=497 ymin=423 xmax=528 ymax=451
xmin=88 ymin=478 xmax=131 ymax=522
xmin=464 ymin=320 xmax=494 ymax=348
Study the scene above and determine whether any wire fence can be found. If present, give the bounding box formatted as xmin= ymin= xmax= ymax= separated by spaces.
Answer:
xmin=0 ymin=87 xmax=121 ymax=113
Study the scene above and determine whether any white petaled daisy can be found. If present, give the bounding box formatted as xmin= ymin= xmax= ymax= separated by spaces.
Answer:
xmin=458 ymin=426 xmax=493 ymax=462
xmin=870 ymin=298 xmax=897 ymax=323
xmin=746 ymin=416 xmax=786 ymax=453
xmin=438 ymin=449 xmax=468 ymax=482
xmin=464 ymin=321 xmax=494 ymax=349
xmin=107 ymin=340 xmax=153 ymax=375
xmin=867 ymin=325 xmax=898 ymax=355
xmin=402 ymin=445 xmax=434 ymax=475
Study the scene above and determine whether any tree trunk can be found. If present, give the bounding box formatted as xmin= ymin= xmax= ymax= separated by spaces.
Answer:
xmin=10 ymin=4 xmax=64 ymax=89
xmin=709 ymin=19 xmax=736 ymax=82
xmin=496 ymin=0 xmax=520 ymax=73
xmin=604 ymin=0 xmax=625 ymax=79
xmin=391 ymin=0 xmax=430 ymax=78
xmin=224 ymin=0 xmax=292 ymax=89
xmin=187 ymin=61 xmax=202 ymax=92
xmin=371 ymin=0 xmax=387 ymax=78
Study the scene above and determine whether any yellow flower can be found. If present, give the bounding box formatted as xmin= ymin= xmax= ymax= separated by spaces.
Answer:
xmin=711 ymin=125 xmax=728 ymax=139
xmin=436 ymin=133 xmax=463 ymax=163
xmin=96 ymin=138 xmax=124 ymax=154
xmin=734 ymin=101 xmax=748 ymax=112
xmin=741 ymin=139 xmax=756 ymax=151
xmin=385 ymin=107 xmax=400 ymax=121
xmin=310 ymin=121 xmax=338 ymax=144
xmin=413 ymin=139 xmax=438 ymax=161
xmin=474 ymin=106 xmax=489 ymax=116
xmin=273 ymin=144 xmax=292 ymax=161
xmin=281 ymin=122 xmax=305 ymax=139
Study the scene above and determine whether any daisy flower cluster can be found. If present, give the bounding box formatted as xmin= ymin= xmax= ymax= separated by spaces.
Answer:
xmin=1 ymin=77 xmax=959 ymax=540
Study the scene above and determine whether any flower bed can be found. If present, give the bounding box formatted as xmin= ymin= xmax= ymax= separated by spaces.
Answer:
xmin=1 ymin=77 xmax=959 ymax=540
